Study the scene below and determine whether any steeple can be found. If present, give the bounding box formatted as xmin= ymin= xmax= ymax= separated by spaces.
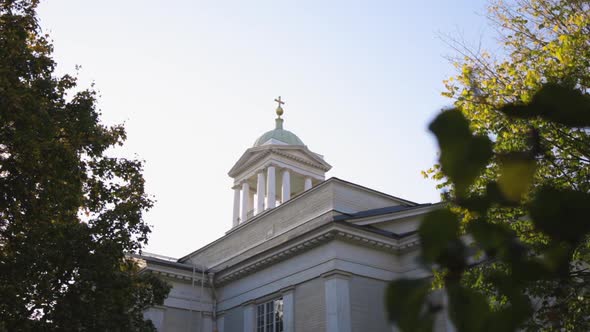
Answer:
xmin=228 ymin=98 xmax=332 ymax=229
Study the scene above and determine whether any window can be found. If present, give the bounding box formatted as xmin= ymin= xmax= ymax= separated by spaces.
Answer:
xmin=256 ymin=298 xmax=283 ymax=332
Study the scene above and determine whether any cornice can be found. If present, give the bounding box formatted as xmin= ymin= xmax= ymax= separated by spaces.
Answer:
xmin=215 ymin=225 xmax=420 ymax=286
xmin=321 ymin=269 xmax=352 ymax=280
xmin=144 ymin=268 xmax=210 ymax=286
xmin=216 ymin=232 xmax=336 ymax=285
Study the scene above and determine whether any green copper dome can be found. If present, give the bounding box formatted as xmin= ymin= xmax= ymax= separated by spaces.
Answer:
xmin=253 ymin=118 xmax=305 ymax=147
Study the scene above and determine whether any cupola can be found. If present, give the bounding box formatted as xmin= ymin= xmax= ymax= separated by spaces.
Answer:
xmin=228 ymin=97 xmax=331 ymax=228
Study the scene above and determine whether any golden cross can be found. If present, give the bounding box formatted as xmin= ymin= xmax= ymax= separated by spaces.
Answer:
xmin=274 ymin=96 xmax=285 ymax=107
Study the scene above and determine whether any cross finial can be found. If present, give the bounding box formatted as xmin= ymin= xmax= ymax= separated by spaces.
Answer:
xmin=274 ymin=96 xmax=285 ymax=118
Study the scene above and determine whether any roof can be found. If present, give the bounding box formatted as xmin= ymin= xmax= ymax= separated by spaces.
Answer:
xmin=253 ymin=118 xmax=304 ymax=147
xmin=332 ymin=203 xmax=434 ymax=221
xmin=178 ymin=177 xmax=430 ymax=263
xmin=131 ymin=253 xmax=203 ymax=273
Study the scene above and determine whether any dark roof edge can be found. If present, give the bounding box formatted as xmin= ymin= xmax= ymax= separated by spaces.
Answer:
xmin=131 ymin=254 xmax=204 ymax=273
xmin=333 ymin=202 xmax=445 ymax=221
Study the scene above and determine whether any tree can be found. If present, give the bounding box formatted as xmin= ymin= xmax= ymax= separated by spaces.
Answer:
xmin=387 ymin=85 xmax=590 ymax=332
xmin=391 ymin=0 xmax=590 ymax=331
xmin=0 ymin=1 xmax=170 ymax=330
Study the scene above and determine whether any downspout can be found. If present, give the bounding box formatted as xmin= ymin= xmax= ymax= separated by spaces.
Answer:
xmin=189 ymin=263 xmax=196 ymax=332
xmin=208 ymin=272 xmax=218 ymax=332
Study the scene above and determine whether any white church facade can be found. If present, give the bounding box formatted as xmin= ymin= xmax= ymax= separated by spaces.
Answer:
xmin=138 ymin=99 xmax=449 ymax=332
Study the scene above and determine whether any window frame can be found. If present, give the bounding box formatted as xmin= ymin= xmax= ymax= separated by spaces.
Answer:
xmin=256 ymin=297 xmax=284 ymax=332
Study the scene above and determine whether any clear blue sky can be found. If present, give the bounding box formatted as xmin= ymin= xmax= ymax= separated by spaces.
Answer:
xmin=38 ymin=0 xmax=494 ymax=258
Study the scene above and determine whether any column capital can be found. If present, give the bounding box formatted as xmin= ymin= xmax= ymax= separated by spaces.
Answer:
xmin=241 ymin=300 xmax=256 ymax=307
xmin=321 ymin=270 xmax=352 ymax=280
xmin=280 ymin=286 xmax=296 ymax=295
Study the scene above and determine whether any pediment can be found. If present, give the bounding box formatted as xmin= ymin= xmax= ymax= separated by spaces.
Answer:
xmin=228 ymin=145 xmax=332 ymax=178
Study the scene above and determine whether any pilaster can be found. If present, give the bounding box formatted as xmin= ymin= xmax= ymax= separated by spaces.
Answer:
xmin=202 ymin=312 xmax=213 ymax=332
xmin=322 ymin=270 xmax=352 ymax=332
xmin=281 ymin=286 xmax=296 ymax=332
xmin=217 ymin=314 xmax=225 ymax=332
xmin=243 ymin=301 xmax=256 ymax=332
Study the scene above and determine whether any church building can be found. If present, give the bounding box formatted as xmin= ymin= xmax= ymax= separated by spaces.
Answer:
xmin=139 ymin=98 xmax=449 ymax=332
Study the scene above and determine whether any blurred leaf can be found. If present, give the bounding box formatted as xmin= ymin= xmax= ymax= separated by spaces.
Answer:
xmin=468 ymin=219 xmax=514 ymax=257
xmin=538 ymin=243 xmax=572 ymax=276
xmin=455 ymin=194 xmax=490 ymax=213
xmin=497 ymin=153 xmax=536 ymax=203
xmin=419 ymin=209 xmax=461 ymax=264
xmin=429 ymin=109 xmax=493 ymax=196
xmin=501 ymin=84 xmax=590 ymax=127
xmin=447 ymin=284 xmax=491 ymax=332
xmin=386 ymin=278 xmax=435 ymax=332
xmin=529 ymin=186 xmax=590 ymax=245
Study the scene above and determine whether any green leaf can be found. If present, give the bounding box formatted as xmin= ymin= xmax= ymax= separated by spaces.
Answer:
xmin=447 ymin=285 xmax=491 ymax=332
xmin=419 ymin=209 xmax=466 ymax=275
xmin=497 ymin=153 xmax=536 ymax=203
xmin=501 ymin=84 xmax=590 ymax=127
xmin=429 ymin=109 xmax=493 ymax=196
xmin=386 ymin=278 xmax=435 ymax=332
xmin=467 ymin=219 xmax=514 ymax=257
xmin=529 ymin=186 xmax=590 ymax=245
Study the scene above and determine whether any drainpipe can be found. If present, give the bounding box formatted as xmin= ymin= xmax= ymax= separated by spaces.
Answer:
xmin=208 ymin=272 xmax=218 ymax=332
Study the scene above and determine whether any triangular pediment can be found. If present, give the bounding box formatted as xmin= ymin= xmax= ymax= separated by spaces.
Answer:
xmin=228 ymin=145 xmax=331 ymax=178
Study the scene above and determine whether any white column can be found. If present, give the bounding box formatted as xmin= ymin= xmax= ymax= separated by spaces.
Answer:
xmin=267 ymin=166 xmax=276 ymax=209
xmin=281 ymin=169 xmax=291 ymax=203
xmin=248 ymin=191 xmax=255 ymax=214
xmin=304 ymin=177 xmax=313 ymax=191
xmin=256 ymin=172 xmax=265 ymax=215
xmin=243 ymin=302 xmax=255 ymax=332
xmin=323 ymin=270 xmax=352 ymax=332
xmin=232 ymin=187 xmax=240 ymax=226
xmin=241 ymin=182 xmax=250 ymax=222
xmin=217 ymin=315 xmax=225 ymax=332
xmin=282 ymin=287 xmax=295 ymax=332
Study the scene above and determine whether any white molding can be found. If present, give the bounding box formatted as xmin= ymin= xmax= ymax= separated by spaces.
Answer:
xmin=228 ymin=145 xmax=331 ymax=180
xmin=215 ymin=224 xmax=420 ymax=285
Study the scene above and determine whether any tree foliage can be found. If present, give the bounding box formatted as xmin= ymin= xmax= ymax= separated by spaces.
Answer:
xmin=0 ymin=0 xmax=170 ymax=330
xmin=388 ymin=84 xmax=590 ymax=332
xmin=390 ymin=0 xmax=590 ymax=331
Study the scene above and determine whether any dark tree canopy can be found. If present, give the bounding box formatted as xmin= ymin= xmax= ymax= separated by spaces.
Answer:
xmin=390 ymin=0 xmax=590 ymax=331
xmin=0 ymin=0 xmax=169 ymax=330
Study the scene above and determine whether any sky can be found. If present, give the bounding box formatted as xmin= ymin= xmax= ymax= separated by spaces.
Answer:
xmin=37 ymin=0 xmax=495 ymax=258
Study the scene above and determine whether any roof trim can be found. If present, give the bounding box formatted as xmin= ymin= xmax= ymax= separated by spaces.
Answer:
xmin=214 ymin=221 xmax=421 ymax=285
xmin=178 ymin=177 xmax=430 ymax=263
xmin=337 ymin=203 xmax=445 ymax=226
